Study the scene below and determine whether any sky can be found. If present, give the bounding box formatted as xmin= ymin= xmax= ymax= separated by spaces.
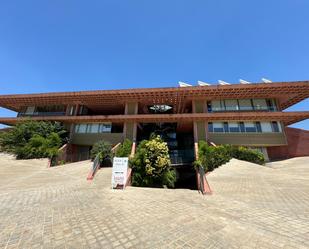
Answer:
xmin=0 ymin=0 xmax=308 ymax=129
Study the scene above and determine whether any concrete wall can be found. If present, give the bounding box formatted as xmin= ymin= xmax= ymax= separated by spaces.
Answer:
xmin=267 ymin=127 xmax=309 ymax=160
xmin=208 ymin=132 xmax=287 ymax=146
xmin=71 ymin=133 xmax=123 ymax=146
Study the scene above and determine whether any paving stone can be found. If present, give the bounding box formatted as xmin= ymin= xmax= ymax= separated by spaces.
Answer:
xmin=0 ymin=154 xmax=308 ymax=248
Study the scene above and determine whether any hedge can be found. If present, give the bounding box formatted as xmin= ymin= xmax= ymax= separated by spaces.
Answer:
xmin=194 ymin=142 xmax=265 ymax=172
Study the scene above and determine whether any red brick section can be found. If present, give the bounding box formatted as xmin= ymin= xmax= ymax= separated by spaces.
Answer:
xmin=267 ymin=127 xmax=309 ymax=160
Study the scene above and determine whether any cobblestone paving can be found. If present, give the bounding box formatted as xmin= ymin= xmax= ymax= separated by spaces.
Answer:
xmin=0 ymin=153 xmax=308 ymax=249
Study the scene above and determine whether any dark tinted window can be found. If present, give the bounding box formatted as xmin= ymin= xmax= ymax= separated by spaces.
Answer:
xmin=256 ymin=122 xmax=262 ymax=132
xmin=208 ymin=122 xmax=213 ymax=132
xmin=272 ymin=121 xmax=280 ymax=132
xmin=223 ymin=122 xmax=229 ymax=132
xmin=239 ymin=122 xmax=245 ymax=132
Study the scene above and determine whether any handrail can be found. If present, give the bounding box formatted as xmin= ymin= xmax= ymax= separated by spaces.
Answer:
xmin=49 ymin=143 xmax=69 ymax=167
xmin=130 ymin=142 xmax=136 ymax=158
xmin=207 ymin=140 xmax=217 ymax=147
xmin=111 ymin=142 xmax=121 ymax=154
xmin=87 ymin=154 xmax=100 ymax=180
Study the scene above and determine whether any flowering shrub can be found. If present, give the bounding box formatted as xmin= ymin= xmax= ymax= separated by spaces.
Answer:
xmin=130 ymin=135 xmax=176 ymax=188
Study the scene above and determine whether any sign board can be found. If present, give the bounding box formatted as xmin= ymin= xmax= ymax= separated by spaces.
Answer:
xmin=111 ymin=157 xmax=129 ymax=189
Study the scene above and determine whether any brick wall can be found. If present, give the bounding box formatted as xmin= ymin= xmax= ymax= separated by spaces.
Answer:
xmin=267 ymin=127 xmax=309 ymax=160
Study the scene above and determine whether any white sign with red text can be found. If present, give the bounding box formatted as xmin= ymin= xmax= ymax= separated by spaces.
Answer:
xmin=111 ymin=157 xmax=128 ymax=189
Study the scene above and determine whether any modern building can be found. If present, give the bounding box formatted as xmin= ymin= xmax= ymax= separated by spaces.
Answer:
xmin=0 ymin=80 xmax=309 ymax=165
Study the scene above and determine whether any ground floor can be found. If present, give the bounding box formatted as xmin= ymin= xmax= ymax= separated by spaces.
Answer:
xmin=67 ymin=120 xmax=289 ymax=164
xmin=0 ymin=153 xmax=308 ymax=248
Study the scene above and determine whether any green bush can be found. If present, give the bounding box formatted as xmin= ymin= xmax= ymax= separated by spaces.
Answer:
xmin=194 ymin=141 xmax=231 ymax=172
xmin=90 ymin=140 xmax=112 ymax=164
xmin=16 ymin=133 xmax=62 ymax=159
xmin=115 ymin=139 xmax=132 ymax=157
xmin=225 ymin=145 xmax=265 ymax=165
xmin=194 ymin=142 xmax=265 ymax=172
xmin=0 ymin=121 xmax=68 ymax=159
xmin=130 ymin=136 xmax=176 ymax=188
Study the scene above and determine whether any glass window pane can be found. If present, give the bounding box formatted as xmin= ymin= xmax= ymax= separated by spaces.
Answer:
xmin=272 ymin=121 xmax=280 ymax=132
xmin=79 ymin=124 xmax=87 ymax=133
xmin=213 ymin=122 xmax=224 ymax=132
xmin=223 ymin=122 xmax=229 ymax=132
xmin=229 ymin=122 xmax=240 ymax=132
xmin=212 ymin=100 xmax=222 ymax=111
xmin=252 ymin=99 xmax=267 ymax=110
xmin=208 ymin=122 xmax=213 ymax=132
xmin=245 ymin=122 xmax=256 ymax=132
xmin=239 ymin=122 xmax=245 ymax=132
xmin=256 ymin=122 xmax=262 ymax=132
xmin=90 ymin=124 xmax=99 ymax=133
xmin=225 ymin=99 xmax=238 ymax=111
xmin=99 ymin=123 xmax=112 ymax=133
xmin=25 ymin=106 xmax=35 ymax=114
xmin=238 ymin=99 xmax=253 ymax=110
xmin=261 ymin=122 xmax=272 ymax=132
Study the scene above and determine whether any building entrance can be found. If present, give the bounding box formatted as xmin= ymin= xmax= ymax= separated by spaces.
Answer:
xmin=137 ymin=122 xmax=196 ymax=189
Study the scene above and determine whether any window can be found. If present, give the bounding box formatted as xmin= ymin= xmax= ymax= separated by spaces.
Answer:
xmin=271 ymin=121 xmax=280 ymax=132
xmin=207 ymin=101 xmax=212 ymax=112
xmin=75 ymin=123 xmax=112 ymax=133
xmin=229 ymin=122 xmax=240 ymax=132
xmin=261 ymin=122 xmax=272 ymax=132
xmin=90 ymin=124 xmax=99 ymax=133
xmin=78 ymin=124 xmax=87 ymax=133
xmin=25 ymin=106 xmax=35 ymax=115
xmin=223 ymin=122 xmax=229 ymax=132
xmin=225 ymin=99 xmax=238 ymax=111
xmin=244 ymin=122 xmax=257 ymax=132
xmin=213 ymin=122 xmax=224 ymax=132
xmin=252 ymin=99 xmax=267 ymax=110
xmin=266 ymin=99 xmax=277 ymax=111
xmin=211 ymin=100 xmax=223 ymax=111
xmin=239 ymin=122 xmax=245 ymax=132
xmin=208 ymin=122 xmax=213 ymax=132
xmin=99 ymin=123 xmax=112 ymax=133
xmin=238 ymin=99 xmax=253 ymax=110
xmin=256 ymin=122 xmax=262 ymax=132
xmin=69 ymin=106 xmax=75 ymax=116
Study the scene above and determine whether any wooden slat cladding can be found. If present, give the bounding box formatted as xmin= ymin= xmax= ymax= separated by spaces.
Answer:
xmin=1 ymin=111 xmax=308 ymax=126
xmin=0 ymin=81 xmax=308 ymax=111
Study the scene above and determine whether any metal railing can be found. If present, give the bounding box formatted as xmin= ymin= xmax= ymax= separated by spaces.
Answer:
xmin=87 ymin=154 xmax=100 ymax=180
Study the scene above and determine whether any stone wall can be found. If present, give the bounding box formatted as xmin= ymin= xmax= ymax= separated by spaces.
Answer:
xmin=267 ymin=127 xmax=309 ymax=160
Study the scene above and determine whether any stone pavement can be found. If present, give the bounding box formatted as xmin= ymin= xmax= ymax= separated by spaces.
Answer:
xmin=0 ymin=153 xmax=308 ymax=249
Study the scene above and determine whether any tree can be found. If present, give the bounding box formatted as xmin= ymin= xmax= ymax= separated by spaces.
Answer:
xmin=130 ymin=135 xmax=176 ymax=188
xmin=115 ymin=139 xmax=132 ymax=157
xmin=0 ymin=121 xmax=68 ymax=159
xmin=90 ymin=140 xmax=112 ymax=165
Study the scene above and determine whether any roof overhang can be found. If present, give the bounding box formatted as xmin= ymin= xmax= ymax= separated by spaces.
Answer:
xmin=0 ymin=111 xmax=308 ymax=126
xmin=0 ymin=81 xmax=308 ymax=112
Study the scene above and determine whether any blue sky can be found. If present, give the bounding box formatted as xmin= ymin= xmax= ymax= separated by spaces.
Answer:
xmin=0 ymin=0 xmax=308 ymax=129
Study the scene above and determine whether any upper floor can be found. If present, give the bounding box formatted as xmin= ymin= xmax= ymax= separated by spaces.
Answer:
xmin=0 ymin=81 xmax=308 ymax=126
xmin=15 ymin=97 xmax=280 ymax=118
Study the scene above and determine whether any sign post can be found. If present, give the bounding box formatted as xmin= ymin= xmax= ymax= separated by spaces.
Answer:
xmin=111 ymin=157 xmax=129 ymax=189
